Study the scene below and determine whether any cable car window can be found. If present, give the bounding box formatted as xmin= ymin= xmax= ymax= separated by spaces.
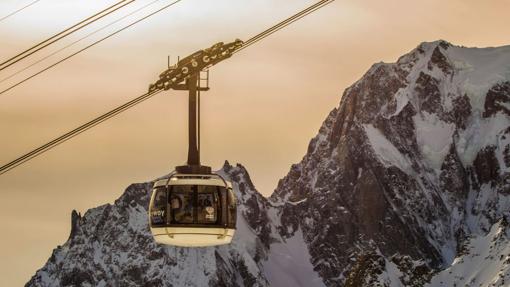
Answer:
xmin=151 ymin=188 xmax=167 ymax=226
xmin=197 ymin=186 xmax=219 ymax=224
xmin=170 ymin=186 xmax=194 ymax=224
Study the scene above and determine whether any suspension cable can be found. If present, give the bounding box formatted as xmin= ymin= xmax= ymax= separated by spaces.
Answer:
xmin=235 ymin=0 xmax=334 ymax=54
xmin=0 ymin=0 xmax=334 ymax=175
xmin=0 ymin=0 xmax=183 ymax=96
xmin=0 ymin=0 xmax=135 ymax=72
xmin=0 ymin=0 xmax=42 ymax=23
xmin=0 ymin=0 xmax=164 ymax=85
xmin=0 ymin=89 xmax=162 ymax=175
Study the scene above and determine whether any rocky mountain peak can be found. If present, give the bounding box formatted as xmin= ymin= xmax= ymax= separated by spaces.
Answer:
xmin=270 ymin=40 xmax=510 ymax=284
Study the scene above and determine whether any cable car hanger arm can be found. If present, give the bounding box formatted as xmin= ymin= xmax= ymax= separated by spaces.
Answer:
xmin=148 ymin=40 xmax=243 ymax=92
xmin=148 ymin=0 xmax=335 ymax=92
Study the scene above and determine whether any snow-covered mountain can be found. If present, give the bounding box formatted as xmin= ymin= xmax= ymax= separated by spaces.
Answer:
xmin=271 ymin=40 xmax=510 ymax=286
xmin=27 ymin=40 xmax=510 ymax=286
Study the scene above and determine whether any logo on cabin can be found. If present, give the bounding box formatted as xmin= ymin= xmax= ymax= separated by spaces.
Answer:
xmin=151 ymin=210 xmax=165 ymax=218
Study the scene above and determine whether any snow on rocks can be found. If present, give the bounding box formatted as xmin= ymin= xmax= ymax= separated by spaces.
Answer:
xmin=428 ymin=219 xmax=510 ymax=287
xmin=413 ymin=112 xmax=455 ymax=172
xmin=363 ymin=124 xmax=413 ymax=173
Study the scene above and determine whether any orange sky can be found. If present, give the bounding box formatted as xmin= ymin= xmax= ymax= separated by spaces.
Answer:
xmin=1 ymin=0 xmax=509 ymax=285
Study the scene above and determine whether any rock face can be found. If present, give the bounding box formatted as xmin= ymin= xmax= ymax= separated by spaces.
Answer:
xmin=271 ymin=40 xmax=510 ymax=286
xmin=27 ymin=41 xmax=510 ymax=287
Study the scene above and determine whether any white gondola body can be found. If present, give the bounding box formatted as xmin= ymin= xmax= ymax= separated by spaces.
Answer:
xmin=149 ymin=174 xmax=236 ymax=247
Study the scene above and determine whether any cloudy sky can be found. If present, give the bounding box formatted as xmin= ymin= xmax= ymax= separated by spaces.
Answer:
xmin=0 ymin=0 xmax=509 ymax=285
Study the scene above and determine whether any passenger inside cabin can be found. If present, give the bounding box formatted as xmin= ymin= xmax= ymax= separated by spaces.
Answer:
xmin=172 ymin=193 xmax=193 ymax=223
xmin=198 ymin=193 xmax=216 ymax=223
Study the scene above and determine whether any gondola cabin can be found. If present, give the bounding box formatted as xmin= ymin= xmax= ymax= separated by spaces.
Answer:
xmin=149 ymin=173 xmax=236 ymax=247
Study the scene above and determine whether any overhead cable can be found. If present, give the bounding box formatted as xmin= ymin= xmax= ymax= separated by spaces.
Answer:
xmin=0 ymin=0 xmax=42 ymax=23
xmin=235 ymin=0 xmax=334 ymax=53
xmin=0 ymin=89 xmax=162 ymax=175
xmin=0 ymin=0 xmax=183 ymax=96
xmin=0 ymin=0 xmax=135 ymax=72
xmin=0 ymin=0 xmax=164 ymax=85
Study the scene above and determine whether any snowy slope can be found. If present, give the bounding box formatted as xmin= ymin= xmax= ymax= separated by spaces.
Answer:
xmin=428 ymin=219 xmax=510 ymax=287
xmin=263 ymin=228 xmax=324 ymax=287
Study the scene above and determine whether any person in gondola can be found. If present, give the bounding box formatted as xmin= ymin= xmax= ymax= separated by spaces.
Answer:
xmin=201 ymin=196 xmax=215 ymax=222
xmin=170 ymin=195 xmax=181 ymax=223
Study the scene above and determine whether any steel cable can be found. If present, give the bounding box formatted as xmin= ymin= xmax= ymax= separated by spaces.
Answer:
xmin=0 ymin=0 xmax=183 ymax=96
xmin=0 ymin=0 xmax=42 ymax=23
xmin=0 ymin=89 xmax=162 ymax=175
xmin=235 ymin=0 xmax=334 ymax=53
xmin=0 ymin=0 xmax=135 ymax=71
xmin=0 ymin=0 xmax=164 ymax=85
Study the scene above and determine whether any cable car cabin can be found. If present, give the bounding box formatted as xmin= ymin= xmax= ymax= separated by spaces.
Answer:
xmin=149 ymin=173 xmax=236 ymax=247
